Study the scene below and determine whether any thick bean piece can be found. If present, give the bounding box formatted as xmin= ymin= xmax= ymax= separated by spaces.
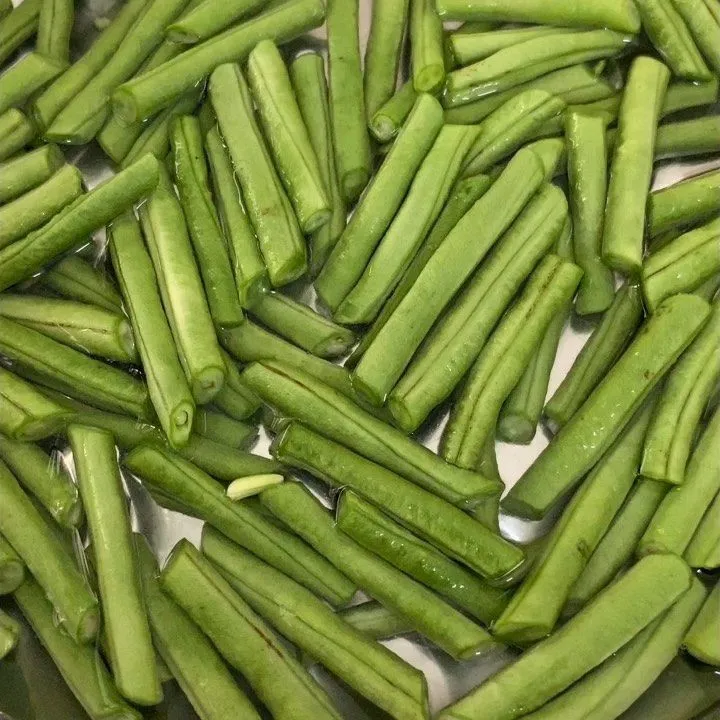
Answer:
xmin=685 ymin=491 xmax=720 ymax=569
xmin=167 ymin=0 xmax=266 ymax=43
xmin=370 ymin=81 xmax=417 ymax=143
xmin=672 ymin=0 xmax=720 ymax=74
xmin=0 ymin=109 xmax=36 ymax=162
xmin=339 ymin=601 xmax=413 ymax=640
xmin=684 ymin=582 xmax=720 ymax=666
xmin=212 ymin=351 xmax=261 ymax=421
xmin=504 ymin=294 xmax=710 ymax=520
xmin=410 ymin=0 xmax=445 ymax=93
xmin=654 ymin=115 xmax=720 ymax=159
xmin=0 ymin=52 xmax=66 ymax=116
xmin=0 ymin=534 xmax=23 ymax=595
xmin=36 ymin=0 xmax=73 ymax=62
xmin=0 ymin=144 xmax=64 ymax=204
xmin=0 ymin=0 xmax=41 ymax=66
xmin=192 ymin=408 xmax=256 ymax=449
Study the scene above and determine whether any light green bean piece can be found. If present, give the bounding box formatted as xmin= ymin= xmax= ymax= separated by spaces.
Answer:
xmin=167 ymin=0 xmax=267 ymax=43
xmin=685 ymin=490 xmax=720 ymax=569
xmin=0 ymin=0 xmax=41 ymax=66
xmin=0 ymin=533 xmax=24 ymax=595
xmin=0 ymin=51 xmax=66 ymax=116
xmin=36 ymin=0 xmax=73 ymax=61
xmin=0 ymin=144 xmax=65 ymax=205
xmin=683 ymin=581 xmax=720 ymax=666
xmin=0 ymin=108 xmax=36 ymax=162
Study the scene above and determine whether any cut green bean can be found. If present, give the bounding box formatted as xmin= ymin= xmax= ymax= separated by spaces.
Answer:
xmin=339 ymin=601 xmax=412 ymax=640
xmin=0 ymin=51 xmax=66 ymax=116
xmin=0 ymin=0 xmax=10 ymax=18
xmin=494 ymin=402 xmax=653 ymax=644
xmin=36 ymin=0 xmax=73 ymax=62
xmin=353 ymin=148 xmax=546 ymax=407
xmin=272 ymin=422 xmax=520 ymax=580
xmin=0 ymin=366 xmax=72 ymax=441
xmin=652 ymin=115 xmax=720 ymax=160
xmin=316 ymin=93 xmax=444 ymax=312
xmin=410 ymin=0 xmax=445 ymax=93
xmin=14 ymin=578 xmax=141 ymax=720
xmin=439 ymin=553 xmax=691 ymax=720
xmin=162 ymin=540 xmax=342 ymax=720
xmin=68 ymin=425 xmax=160 ymax=706
xmin=167 ymin=0 xmax=267 ymax=43
xmin=442 ymin=255 xmax=582 ymax=468
xmin=369 ymin=81 xmax=418 ymax=143
xmin=327 ymin=0 xmax=371 ymax=201
xmin=204 ymin=125 xmax=267 ymax=307
xmin=192 ymin=408 xmax=256 ymax=449
xmin=545 ymin=283 xmax=644 ymax=428
xmin=602 ymin=56 xmax=670 ymax=275
xmin=0 ymin=608 xmax=19 ymax=659
xmin=139 ymin=165 xmax=226 ymax=404
xmin=290 ymin=52 xmax=347 ymax=276
xmin=0 ymin=153 xmax=159 ymax=293
xmin=641 ymin=300 xmax=720 ymax=484
xmin=0 ymin=144 xmax=64 ymax=205
xmin=685 ymin=490 xmax=720 ymax=569
xmin=643 ymin=217 xmax=720 ymax=313
xmin=0 ymin=0 xmax=41 ymax=66
xmin=213 ymin=350 xmax=261 ymax=420
xmin=0 ymin=459 xmax=98 ymax=644
xmin=0 ymin=533 xmax=23 ymax=595
xmin=210 ymin=63 xmax=306 ymax=287
xmin=390 ymin=183 xmax=566 ymax=433
xmin=684 ymin=581 xmax=720 ymax=666
xmin=436 ymin=0 xmax=641 ymax=33
xmin=335 ymin=125 xmax=479 ymax=324
xmin=505 ymin=294 xmax=710 ymax=520
xmin=0 ymin=108 xmax=36 ymax=162
xmin=639 ymin=405 xmax=720 ymax=557
xmin=243 ymin=360 xmax=502 ymax=506
xmin=261 ymin=482 xmax=498 ymax=660
xmin=0 ymin=434 xmax=81 ymax=529
xmin=124 ymin=443 xmax=355 ymax=605
xmin=203 ymin=526 xmax=428 ymax=720
xmin=672 ymin=0 xmax=720 ymax=74
xmin=109 ymin=211 xmax=195 ymax=449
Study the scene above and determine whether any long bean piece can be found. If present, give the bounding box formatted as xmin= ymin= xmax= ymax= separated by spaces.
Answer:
xmin=653 ymin=114 xmax=720 ymax=160
xmin=410 ymin=0 xmax=445 ymax=94
xmin=0 ymin=52 xmax=66 ymax=116
xmin=339 ymin=601 xmax=413 ymax=640
xmin=0 ymin=534 xmax=23 ymax=595
xmin=167 ymin=0 xmax=267 ymax=44
xmin=68 ymin=425 xmax=161 ymax=706
xmin=261 ymin=482 xmax=498 ymax=660
xmin=36 ymin=0 xmax=73 ymax=62
xmin=0 ymin=144 xmax=65 ymax=204
xmin=0 ymin=109 xmax=36 ymax=163
xmin=504 ymin=294 xmax=710 ymax=519
xmin=0 ymin=0 xmax=41 ymax=66
xmin=109 ymin=211 xmax=195 ymax=448
xmin=684 ymin=582 xmax=720 ymax=666
xmin=672 ymin=0 xmax=720 ymax=74
xmin=685 ymin=490 xmax=720 ymax=569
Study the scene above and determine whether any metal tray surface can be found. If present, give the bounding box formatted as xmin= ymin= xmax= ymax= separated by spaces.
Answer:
xmin=1 ymin=0 xmax=720 ymax=718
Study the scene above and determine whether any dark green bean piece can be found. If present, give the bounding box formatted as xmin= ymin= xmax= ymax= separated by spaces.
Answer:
xmin=0 ymin=0 xmax=10 ymax=18
xmin=0 ymin=144 xmax=64 ymax=205
xmin=410 ymin=0 xmax=445 ymax=93
xmin=213 ymin=350 xmax=261 ymax=421
xmin=653 ymin=115 xmax=720 ymax=160
xmin=192 ymin=408 xmax=256 ymax=449
xmin=369 ymin=81 xmax=418 ymax=143
xmin=390 ymin=183 xmax=566 ymax=433
xmin=316 ymin=93 xmax=444 ymax=313
xmin=683 ymin=581 xmax=719 ymax=666
xmin=210 ymin=63 xmax=306 ymax=287
xmin=685 ymin=491 xmax=720 ymax=569
xmin=0 ymin=434 xmax=81 ymax=529
xmin=436 ymin=0 xmax=641 ymax=33
xmin=109 ymin=211 xmax=195 ymax=448
xmin=671 ymin=0 xmax=720 ymax=74
xmin=0 ymin=0 xmax=40 ymax=66
xmin=167 ymin=0 xmax=267 ymax=43
xmin=37 ymin=0 xmax=73 ymax=62
xmin=0 ymin=460 xmax=99 ymax=644
xmin=0 ymin=533 xmax=23 ymax=595
xmin=602 ymin=56 xmax=670 ymax=275
xmin=339 ymin=601 xmax=412 ymax=640
xmin=0 ymin=108 xmax=35 ymax=162
xmin=0 ymin=607 xmax=19 ymax=659
xmin=545 ymin=284 xmax=644 ymax=428
xmin=505 ymin=294 xmax=711 ymax=520
xmin=0 ymin=51 xmax=66 ymax=116
xmin=353 ymin=148 xmax=545 ymax=407
xmin=566 ymin=110 xmax=614 ymax=315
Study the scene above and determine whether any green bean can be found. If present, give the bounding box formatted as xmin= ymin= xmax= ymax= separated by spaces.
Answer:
xmin=272 ymin=422 xmax=519 ymax=579
xmin=436 ymin=0 xmax=641 ymax=33
xmin=390 ymin=183 xmax=566 ymax=433
xmin=545 ymin=283 xmax=644 ymax=428
xmin=347 ymin=173 xmax=493 ymax=367
xmin=335 ymin=125 xmax=479 ymax=324
xmin=192 ymin=408 xmax=256 ymax=449
xmin=112 ymin=0 xmax=325 ymax=126
xmin=0 ymin=533 xmax=23 ymax=595
xmin=0 ymin=0 xmax=40 ymax=66
xmin=445 ymin=30 xmax=632 ymax=108
xmin=0 ymin=434 xmax=81 ymax=529
xmin=139 ymin=165 xmax=226 ymax=404
xmin=639 ymin=405 xmax=720 ymax=557
xmin=566 ymin=111 xmax=614 ymax=315
xmin=670 ymin=0 xmax=720 ymax=74
xmin=652 ymin=115 xmax=720 ymax=162
xmin=162 ymin=540 xmax=342 ymax=720
xmin=524 ymin=576 xmax=707 ymax=720
xmin=317 ymin=94 xmax=443 ymax=313
xmin=0 ymin=0 xmax=11 ymax=21
xmin=439 ymin=553 xmax=691 ymax=720
xmin=526 ymin=139 xmax=570 ymax=180
xmin=442 ymin=255 xmax=583 ymax=468
xmin=353 ymin=147 xmax=546 ymax=407
xmin=0 ymin=607 xmax=19 ymax=659
xmin=0 ymin=366 xmax=72 ymax=442
xmin=0 ymin=108 xmax=36 ymax=162
xmin=505 ymin=294 xmax=711 ymax=520
xmin=0 ymin=459 xmax=98 ymax=644
xmin=326 ymin=0 xmax=371 ymax=201
xmin=171 ymin=115 xmax=243 ymax=327
xmin=261 ymin=482 xmax=497 ymax=660
xmin=108 ymin=211 xmax=195 ymax=449
xmin=602 ymin=58 xmax=670 ymax=275
xmin=494 ymin=402 xmax=653 ymax=644
xmin=212 ymin=350 xmax=260 ymax=420
xmin=663 ymin=76 xmax=720 ymax=117
xmin=642 ymin=218 xmax=720 ymax=313
xmin=364 ymin=0 xmax=409 ymax=122
xmin=68 ymin=425 xmax=160 ymax=706
xmin=124 ymin=443 xmax=355 ymax=605
xmin=410 ymin=0 xmax=445 ymax=94
xmin=369 ymin=81 xmax=418 ymax=143
xmin=14 ymin=578 xmax=141 ymax=720
xmin=641 ymin=300 xmax=720 ymax=485
xmin=243 ymin=360 xmax=502 ymax=506
xmin=0 ymin=145 xmax=64 ymax=205
xmin=685 ymin=491 xmax=720 ymax=569
xmin=684 ymin=581 xmax=720 ymax=666
xmin=339 ymin=601 xmax=412 ymax=640
xmin=0 ymin=52 xmax=66 ymax=116
xmin=204 ymin=125 xmax=266 ymax=307
xmin=248 ymin=40 xmax=330 ymax=234
xmin=167 ymin=0 xmax=267 ymax=43
xmin=209 ymin=63 xmax=306 ymax=287
xmin=203 ymin=526 xmax=428 ymax=720
xmin=36 ymin=0 xmax=73 ymax=62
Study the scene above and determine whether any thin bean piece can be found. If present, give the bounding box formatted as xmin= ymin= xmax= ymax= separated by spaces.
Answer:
xmin=504 ymin=294 xmax=710 ymax=520
xmin=410 ymin=0 xmax=445 ymax=93
xmin=684 ymin=582 xmax=720 ymax=666
xmin=0 ymin=534 xmax=23 ymax=595
xmin=685 ymin=491 xmax=720 ymax=569
xmin=0 ymin=0 xmax=41 ymax=66
xmin=167 ymin=0 xmax=267 ymax=43
xmin=36 ymin=0 xmax=73 ymax=62
xmin=0 ymin=52 xmax=66 ymax=116
xmin=109 ymin=211 xmax=195 ymax=449
xmin=602 ymin=56 xmax=670 ymax=275
xmin=369 ymin=81 xmax=418 ymax=143
xmin=0 ymin=109 xmax=35 ymax=162
xmin=672 ymin=0 xmax=720 ymax=74
xmin=339 ymin=601 xmax=413 ymax=640
xmin=545 ymin=284 xmax=644 ymax=428
xmin=654 ymin=115 xmax=720 ymax=160
xmin=0 ymin=144 xmax=64 ymax=205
